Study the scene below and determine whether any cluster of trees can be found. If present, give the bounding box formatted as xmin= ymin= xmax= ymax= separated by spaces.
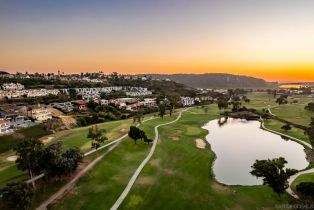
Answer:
xmin=276 ymin=95 xmax=288 ymax=105
xmin=156 ymin=94 xmax=180 ymax=119
xmin=251 ymin=157 xmax=298 ymax=196
xmin=216 ymin=94 xmax=250 ymax=112
xmin=100 ymin=90 xmax=127 ymax=100
xmin=77 ymin=112 xmax=120 ymax=126
xmin=0 ymin=138 xmax=83 ymax=209
xmin=128 ymin=126 xmax=153 ymax=144
xmin=0 ymin=182 xmax=33 ymax=210
xmin=305 ymin=102 xmax=314 ymax=112
xmin=15 ymin=138 xmax=83 ymax=184
xmin=87 ymin=125 xmax=108 ymax=150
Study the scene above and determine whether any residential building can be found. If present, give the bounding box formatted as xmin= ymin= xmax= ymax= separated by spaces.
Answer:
xmin=2 ymin=83 xmax=24 ymax=90
xmin=180 ymin=97 xmax=195 ymax=106
xmin=0 ymin=119 xmax=10 ymax=134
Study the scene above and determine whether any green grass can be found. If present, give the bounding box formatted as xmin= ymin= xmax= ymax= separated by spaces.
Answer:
xmin=264 ymin=119 xmax=310 ymax=143
xmin=0 ymin=117 xmax=136 ymax=190
xmin=50 ymin=106 xmax=290 ymax=210
xmin=271 ymin=96 xmax=314 ymax=126
xmin=119 ymin=110 xmax=289 ymax=210
xmin=245 ymin=92 xmax=278 ymax=111
xmin=1 ymin=94 xmax=313 ymax=209
xmin=44 ymin=118 xmax=134 ymax=152
xmin=49 ymin=115 xmax=178 ymax=210
xmin=291 ymin=173 xmax=314 ymax=192
xmin=0 ymin=124 xmax=52 ymax=153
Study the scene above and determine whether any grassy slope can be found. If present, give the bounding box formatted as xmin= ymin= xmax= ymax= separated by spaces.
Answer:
xmin=0 ymin=118 xmax=137 ymax=188
xmin=49 ymin=115 xmax=178 ymax=210
xmin=51 ymin=106 xmax=290 ymax=210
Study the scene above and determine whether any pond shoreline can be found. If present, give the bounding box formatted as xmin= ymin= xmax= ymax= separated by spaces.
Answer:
xmin=202 ymin=117 xmax=309 ymax=187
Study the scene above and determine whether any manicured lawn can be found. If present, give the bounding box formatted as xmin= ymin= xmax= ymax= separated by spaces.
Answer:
xmin=43 ymin=118 xmax=134 ymax=152
xmin=271 ymin=96 xmax=314 ymax=126
xmin=0 ymin=117 xmax=137 ymax=190
xmin=264 ymin=119 xmax=310 ymax=144
xmin=50 ymin=106 xmax=290 ymax=210
xmin=245 ymin=92 xmax=278 ymax=111
xmin=49 ymin=115 xmax=178 ymax=210
xmin=119 ymin=110 xmax=290 ymax=210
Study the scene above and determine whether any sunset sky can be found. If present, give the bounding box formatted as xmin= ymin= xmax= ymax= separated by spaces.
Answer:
xmin=1 ymin=0 xmax=314 ymax=82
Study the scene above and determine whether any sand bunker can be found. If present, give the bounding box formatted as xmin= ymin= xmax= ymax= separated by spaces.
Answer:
xmin=6 ymin=155 xmax=18 ymax=162
xmin=171 ymin=136 xmax=180 ymax=141
xmin=42 ymin=136 xmax=55 ymax=144
xmin=195 ymin=139 xmax=206 ymax=149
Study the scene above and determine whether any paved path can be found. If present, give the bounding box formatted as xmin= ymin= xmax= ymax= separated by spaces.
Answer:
xmin=110 ymin=110 xmax=186 ymax=210
xmin=260 ymin=117 xmax=314 ymax=199
xmin=36 ymin=141 xmax=121 ymax=210
xmin=27 ymin=117 xmax=155 ymax=184
xmin=286 ymin=169 xmax=314 ymax=199
xmin=36 ymin=116 xmax=156 ymax=210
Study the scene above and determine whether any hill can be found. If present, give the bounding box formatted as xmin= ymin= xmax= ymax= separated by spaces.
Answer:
xmin=146 ymin=73 xmax=267 ymax=88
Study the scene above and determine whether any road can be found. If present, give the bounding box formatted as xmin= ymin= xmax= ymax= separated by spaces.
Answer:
xmin=110 ymin=109 xmax=186 ymax=210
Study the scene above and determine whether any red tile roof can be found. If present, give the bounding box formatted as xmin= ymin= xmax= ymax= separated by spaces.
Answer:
xmin=0 ymin=119 xmax=8 ymax=124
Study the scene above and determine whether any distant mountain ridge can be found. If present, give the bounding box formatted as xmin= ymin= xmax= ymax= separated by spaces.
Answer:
xmin=145 ymin=73 xmax=267 ymax=88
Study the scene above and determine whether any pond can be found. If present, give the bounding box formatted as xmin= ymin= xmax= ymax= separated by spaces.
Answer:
xmin=202 ymin=118 xmax=309 ymax=185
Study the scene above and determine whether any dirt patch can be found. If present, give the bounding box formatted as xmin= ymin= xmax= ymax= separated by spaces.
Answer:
xmin=120 ymin=128 xmax=126 ymax=132
xmin=150 ymin=159 xmax=161 ymax=168
xmin=171 ymin=136 xmax=180 ymax=141
xmin=195 ymin=139 xmax=206 ymax=149
xmin=42 ymin=136 xmax=55 ymax=144
xmin=6 ymin=155 xmax=18 ymax=162
xmin=137 ymin=176 xmax=156 ymax=185
xmin=162 ymin=168 xmax=176 ymax=176
xmin=210 ymin=182 xmax=230 ymax=194
xmin=11 ymin=132 xmax=24 ymax=139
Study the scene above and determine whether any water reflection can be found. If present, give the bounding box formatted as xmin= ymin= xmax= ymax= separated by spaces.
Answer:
xmin=203 ymin=118 xmax=308 ymax=185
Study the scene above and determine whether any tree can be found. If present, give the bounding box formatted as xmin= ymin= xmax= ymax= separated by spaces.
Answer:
xmin=60 ymin=147 xmax=83 ymax=175
xmin=87 ymin=125 xmax=108 ymax=150
xmin=281 ymin=124 xmax=292 ymax=132
xmin=158 ymin=104 xmax=166 ymax=119
xmin=305 ymin=102 xmax=314 ymax=112
xmin=133 ymin=110 xmax=143 ymax=124
xmin=41 ymin=142 xmax=83 ymax=179
xmin=128 ymin=126 xmax=147 ymax=144
xmin=167 ymin=94 xmax=179 ymax=116
xmin=41 ymin=141 xmax=63 ymax=177
xmin=217 ymin=98 xmax=228 ymax=110
xmin=87 ymin=99 xmax=98 ymax=110
xmin=14 ymin=138 xmax=43 ymax=189
xmin=276 ymin=95 xmax=288 ymax=105
xmin=0 ymin=181 xmax=34 ymax=210
xmin=250 ymin=157 xmax=298 ymax=196
xmin=68 ymin=88 xmax=77 ymax=99
xmin=305 ymin=117 xmax=314 ymax=149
